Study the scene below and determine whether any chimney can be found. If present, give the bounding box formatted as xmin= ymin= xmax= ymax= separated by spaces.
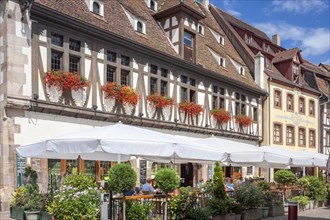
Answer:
xmin=254 ymin=52 xmax=265 ymax=89
xmin=272 ymin=34 xmax=280 ymax=46
xmin=200 ymin=0 xmax=209 ymax=8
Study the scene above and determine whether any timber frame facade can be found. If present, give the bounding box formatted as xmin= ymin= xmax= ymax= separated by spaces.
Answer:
xmin=0 ymin=0 xmax=266 ymax=210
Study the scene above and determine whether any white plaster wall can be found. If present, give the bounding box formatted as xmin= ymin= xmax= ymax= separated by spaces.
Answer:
xmin=39 ymin=29 xmax=47 ymax=42
xmin=173 ymin=45 xmax=179 ymax=54
xmin=132 ymin=58 xmax=138 ymax=69
xmin=0 ymin=36 xmax=3 ymax=85
xmin=171 ymin=16 xmax=178 ymax=26
xmin=198 ymin=81 xmax=205 ymax=90
xmin=184 ymin=17 xmax=189 ymax=26
xmin=85 ymin=43 xmax=91 ymax=56
xmin=191 ymin=21 xmax=196 ymax=30
xmin=133 ymin=71 xmax=138 ymax=89
xmin=143 ymin=75 xmax=148 ymax=95
xmin=97 ymin=48 xmax=104 ymax=60
xmin=197 ymin=92 xmax=204 ymax=106
xmin=172 ymin=28 xmax=179 ymax=43
xmin=164 ymin=19 xmax=169 ymax=29
xmin=143 ymin=63 xmax=148 ymax=72
xmin=37 ymin=72 xmax=45 ymax=100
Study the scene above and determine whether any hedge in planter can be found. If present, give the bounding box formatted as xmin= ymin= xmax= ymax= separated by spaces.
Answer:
xmin=298 ymin=176 xmax=327 ymax=204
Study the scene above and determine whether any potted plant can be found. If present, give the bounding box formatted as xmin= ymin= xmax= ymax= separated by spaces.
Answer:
xmin=210 ymin=108 xmax=231 ymax=128
xmin=10 ymin=185 xmax=26 ymax=220
xmin=207 ymin=162 xmax=236 ymax=220
xmin=266 ymin=191 xmax=284 ymax=217
xmin=298 ymin=176 xmax=327 ymax=208
xmin=235 ymin=114 xmax=252 ymax=132
xmin=155 ymin=168 xmax=180 ymax=220
xmin=233 ymin=183 xmax=263 ymax=220
xmin=288 ymin=195 xmax=309 ymax=211
xmin=274 ymin=169 xmax=296 ymax=211
xmin=107 ymin=163 xmax=137 ymax=220
xmin=126 ymin=200 xmax=154 ymax=220
xmin=146 ymin=94 xmax=174 ymax=119
xmin=23 ymin=166 xmax=38 ymax=186
xmin=256 ymin=180 xmax=271 ymax=218
xmin=179 ymin=100 xmax=203 ymax=125
xmin=47 ymin=173 xmax=100 ymax=220
xmin=22 ymin=184 xmax=42 ymax=220
xmin=168 ymin=186 xmax=198 ymax=219
xmin=101 ymin=82 xmax=139 ymax=114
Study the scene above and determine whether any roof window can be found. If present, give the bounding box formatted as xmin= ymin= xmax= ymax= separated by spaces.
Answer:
xmin=85 ymin=0 xmax=104 ymax=16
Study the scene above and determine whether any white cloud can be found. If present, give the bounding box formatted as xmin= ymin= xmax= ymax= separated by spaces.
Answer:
xmin=253 ymin=22 xmax=330 ymax=57
xmin=272 ymin=0 xmax=328 ymax=13
xmin=226 ymin=9 xmax=241 ymax=17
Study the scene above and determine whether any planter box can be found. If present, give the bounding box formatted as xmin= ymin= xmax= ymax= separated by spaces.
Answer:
xmin=40 ymin=211 xmax=52 ymax=220
xmin=268 ymin=204 xmax=284 ymax=217
xmin=241 ymin=208 xmax=262 ymax=220
xmin=213 ymin=213 xmax=235 ymax=220
xmin=10 ymin=207 xmax=26 ymax=220
xmin=261 ymin=207 xmax=269 ymax=218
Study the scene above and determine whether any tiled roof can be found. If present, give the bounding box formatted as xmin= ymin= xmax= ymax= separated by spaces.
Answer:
xmin=37 ymin=0 xmax=180 ymax=58
xmin=319 ymin=63 xmax=330 ymax=72
xmin=273 ymin=48 xmax=299 ymax=63
xmin=214 ymin=7 xmax=270 ymax=41
xmin=302 ymin=61 xmax=330 ymax=78
xmin=195 ymin=2 xmax=259 ymax=89
xmin=315 ymin=77 xmax=330 ymax=97
xmin=158 ymin=0 xmax=205 ymax=16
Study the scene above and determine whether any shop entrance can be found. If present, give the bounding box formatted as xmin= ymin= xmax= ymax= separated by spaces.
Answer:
xmin=180 ymin=163 xmax=193 ymax=187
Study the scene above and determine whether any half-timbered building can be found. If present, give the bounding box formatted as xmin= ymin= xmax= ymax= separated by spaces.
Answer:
xmin=0 ymin=0 xmax=267 ymax=209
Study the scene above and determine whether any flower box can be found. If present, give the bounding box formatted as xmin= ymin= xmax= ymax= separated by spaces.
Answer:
xmin=235 ymin=115 xmax=252 ymax=127
xmin=147 ymin=94 xmax=174 ymax=109
xmin=179 ymin=100 xmax=203 ymax=117
xmin=147 ymin=94 xmax=174 ymax=119
xmin=45 ymin=70 xmax=90 ymax=91
xmin=10 ymin=206 xmax=26 ymax=220
xmin=211 ymin=108 xmax=231 ymax=127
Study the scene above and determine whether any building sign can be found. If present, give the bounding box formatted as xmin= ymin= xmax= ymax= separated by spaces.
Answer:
xmin=140 ymin=160 xmax=147 ymax=184
xmin=16 ymin=155 xmax=26 ymax=187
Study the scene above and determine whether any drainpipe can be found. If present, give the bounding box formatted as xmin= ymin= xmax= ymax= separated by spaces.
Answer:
xmin=268 ymin=76 xmax=273 ymax=182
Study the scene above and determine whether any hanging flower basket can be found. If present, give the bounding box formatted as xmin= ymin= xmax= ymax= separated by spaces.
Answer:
xmin=236 ymin=114 xmax=252 ymax=127
xmin=101 ymin=82 xmax=139 ymax=106
xmin=179 ymin=100 xmax=203 ymax=116
xmin=147 ymin=94 xmax=174 ymax=109
xmin=44 ymin=70 xmax=90 ymax=104
xmin=211 ymin=108 xmax=231 ymax=125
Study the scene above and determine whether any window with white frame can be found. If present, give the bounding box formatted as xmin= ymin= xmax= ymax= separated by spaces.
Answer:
xmin=198 ymin=24 xmax=204 ymax=35
xmin=180 ymin=75 xmax=196 ymax=103
xmin=219 ymin=57 xmax=225 ymax=67
xmin=245 ymin=35 xmax=252 ymax=44
xmin=234 ymin=92 xmax=247 ymax=115
xmin=135 ymin=20 xmax=146 ymax=34
xmin=85 ymin=0 xmax=104 ymax=16
xmin=211 ymin=85 xmax=225 ymax=109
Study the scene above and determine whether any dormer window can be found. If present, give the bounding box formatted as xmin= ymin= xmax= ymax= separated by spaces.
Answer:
xmin=135 ymin=20 xmax=146 ymax=34
xmin=239 ymin=67 xmax=244 ymax=75
xmin=86 ymin=0 xmax=104 ymax=16
xmin=93 ymin=2 xmax=100 ymax=14
xmin=219 ymin=57 xmax=225 ymax=67
xmin=198 ymin=24 xmax=204 ymax=35
xmin=150 ymin=0 xmax=156 ymax=11
xmin=293 ymin=64 xmax=299 ymax=83
xmin=245 ymin=35 xmax=252 ymax=44
xmin=137 ymin=21 xmax=143 ymax=33
xmin=219 ymin=36 xmax=224 ymax=45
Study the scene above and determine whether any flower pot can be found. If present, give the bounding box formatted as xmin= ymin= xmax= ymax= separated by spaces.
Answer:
xmin=241 ymin=208 xmax=262 ymax=220
xmin=234 ymin=214 xmax=241 ymax=220
xmin=147 ymin=103 xmax=156 ymax=118
xmin=268 ymin=204 xmax=284 ymax=217
xmin=10 ymin=206 xmax=26 ymax=220
xmin=123 ymin=103 xmax=135 ymax=115
xmin=213 ymin=213 xmax=235 ymax=220
xmin=104 ymin=97 xmax=116 ymax=112
xmin=261 ymin=207 xmax=269 ymax=218
xmin=71 ymin=88 xmax=86 ymax=107
xmin=24 ymin=210 xmax=40 ymax=220
xmin=40 ymin=211 xmax=52 ymax=220
xmin=162 ymin=105 xmax=171 ymax=121
xmin=46 ymin=85 xmax=62 ymax=103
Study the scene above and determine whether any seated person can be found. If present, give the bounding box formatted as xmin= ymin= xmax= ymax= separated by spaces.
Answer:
xmin=124 ymin=189 xmax=135 ymax=196
xmin=196 ymin=178 xmax=204 ymax=188
xmin=141 ymin=178 xmax=155 ymax=194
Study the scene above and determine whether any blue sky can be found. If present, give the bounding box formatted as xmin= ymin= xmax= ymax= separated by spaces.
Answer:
xmin=211 ymin=0 xmax=330 ymax=65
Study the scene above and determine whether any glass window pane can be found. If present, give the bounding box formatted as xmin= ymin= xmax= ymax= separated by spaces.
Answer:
xmin=160 ymin=80 xmax=168 ymax=96
xmin=106 ymin=66 xmax=115 ymax=82
xmin=51 ymin=33 xmax=63 ymax=47
xmin=150 ymin=78 xmax=157 ymax=95
xmin=69 ymin=56 xmax=80 ymax=72
xmin=161 ymin=68 xmax=168 ymax=78
xmin=107 ymin=51 xmax=117 ymax=62
xmin=121 ymin=70 xmax=130 ymax=85
xmin=51 ymin=51 xmax=62 ymax=70
xmin=184 ymin=32 xmax=192 ymax=47
xmin=121 ymin=56 xmax=130 ymax=66
xmin=150 ymin=64 xmax=158 ymax=75
xmin=181 ymin=75 xmax=188 ymax=84
xmin=69 ymin=39 xmax=81 ymax=52
xmin=180 ymin=87 xmax=187 ymax=102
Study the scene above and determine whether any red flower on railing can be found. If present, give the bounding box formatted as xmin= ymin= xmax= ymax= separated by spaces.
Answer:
xmin=45 ymin=70 xmax=64 ymax=88
xmin=236 ymin=114 xmax=252 ymax=127
xmin=101 ymin=82 xmax=139 ymax=106
xmin=45 ymin=70 xmax=90 ymax=91
xmin=147 ymin=94 xmax=174 ymax=109
xmin=179 ymin=100 xmax=203 ymax=116
xmin=211 ymin=108 xmax=231 ymax=124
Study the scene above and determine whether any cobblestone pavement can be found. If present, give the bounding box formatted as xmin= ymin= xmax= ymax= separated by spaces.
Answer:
xmin=268 ymin=206 xmax=330 ymax=220
xmin=1 ymin=206 xmax=329 ymax=219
